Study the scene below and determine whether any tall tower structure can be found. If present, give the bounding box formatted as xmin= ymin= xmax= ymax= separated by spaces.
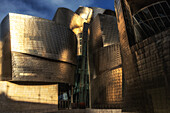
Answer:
xmin=88 ymin=11 xmax=122 ymax=109
xmin=115 ymin=0 xmax=170 ymax=112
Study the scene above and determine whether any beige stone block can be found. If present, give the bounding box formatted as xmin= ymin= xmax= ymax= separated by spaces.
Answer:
xmin=0 ymin=81 xmax=58 ymax=112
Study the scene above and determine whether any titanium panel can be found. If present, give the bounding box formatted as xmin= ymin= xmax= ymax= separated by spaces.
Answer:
xmin=90 ymin=7 xmax=105 ymax=20
xmin=115 ymin=0 xmax=170 ymax=112
xmin=89 ymin=12 xmax=122 ymax=108
xmin=99 ymin=14 xmax=120 ymax=47
xmin=89 ymin=14 xmax=119 ymax=51
xmin=90 ymin=44 xmax=122 ymax=108
xmin=12 ymin=52 xmax=75 ymax=84
xmin=1 ymin=13 xmax=77 ymax=84
xmin=9 ymin=13 xmax=77 ymax=65
xmin=53 ymin=8 xmax=86 ymax=34
xmin=75 ymin=7 xmax=93 ymax=22
xmin=53 ymin=8 xmax=89 ymax=56
xmin=1 ymin=15 xmax=12 ymax=80
xmin=91 ymin=67 xmax=122 ymax=108
xmin=103 ymin=9 xmax=116 ymax=16
xmin=93 ymin=44 xmax=122 ymax=76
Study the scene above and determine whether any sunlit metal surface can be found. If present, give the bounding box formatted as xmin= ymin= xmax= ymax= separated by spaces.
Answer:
xmin=90 ymin=7 xmax=105 ymax=20
xmin=1 ymin=13 xmax=77 ymax=84
xmin=53 ymin=7 xmax=92 ymax=56
xmin=75 ymin=6 xmax=93 ymax=23
xmin=89 ymin=14 xmax=119 ymax=51
xmin=115 ymin=0 xmax=170 ymax=112
xmin=90 ymin=44 xmax=122 ymax=109
xmin=88 ymin=12 xmax=122 ymax=108
xmin=53 ymin=8 xmax=86 ymax=33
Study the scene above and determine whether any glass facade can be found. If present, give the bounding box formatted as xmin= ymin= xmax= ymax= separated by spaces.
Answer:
xmin=115 ymin=0 xmax=170 ymax=113
xmin=133 ymin=1 xmax=170 ymax=43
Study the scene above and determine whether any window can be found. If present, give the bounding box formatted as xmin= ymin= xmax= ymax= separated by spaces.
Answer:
xmin=138 ymin=11 xmax=146 ymax=21
xmin=155 ymin=4 xmax=166 ymax=17
xmin=143 ymin=8 xmax=152 ymax=19
xmin=162 ymin=17 xmax=170 ymax=27
xmin=148 ymin=6 xmax=158 ymax=18
xmin=161 ymin=2 xmax=170 ymax=16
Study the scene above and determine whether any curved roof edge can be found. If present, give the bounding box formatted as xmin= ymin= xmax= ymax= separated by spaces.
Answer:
xmin=134 ymin=1 xmax=169 ymax=15
xmin=75 ymin=6 xmax=93 ymax=20
xmin=126 ymin=0 xmax=166 ymax=14
xmin=53 ymin=7 xmax=85 ymax=21
xmin=9 ymin=13 xmax=51 ymax=21
xmin=103 ymin=9 xmax=116 ymax=16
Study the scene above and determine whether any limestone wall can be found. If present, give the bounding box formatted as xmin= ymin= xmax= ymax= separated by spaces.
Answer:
xmin=0 ymin=81 xmax=58 ymax=112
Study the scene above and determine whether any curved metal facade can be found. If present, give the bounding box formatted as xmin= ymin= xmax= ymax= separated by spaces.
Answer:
xmin=89 ymin=14 xmax=119 ymax=51
xmin=75 ymin=7 xmax=93 ymax=22
xmin=1 ymin=13 xmax=77 ymax=85
xmin=53 ymin=8 xmax=91 ymax=55
xmin=89 ymin=13 xmax=122 ymax=108
xmin=90 ymin=44 xmax=122 ymax=108
xmin=115 ymin=0 xmax=170 ymax=112
xmin=53 ymin=8 xmax=86 ymax=33
xmin=90 ymin=7 xmax=105 ymax=20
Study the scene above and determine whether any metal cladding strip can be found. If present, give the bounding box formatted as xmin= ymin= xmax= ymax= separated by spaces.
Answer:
xmin=103 ymin=9 xmax=116 ymax=16
xmin=1 ymin=13 xmax=77 ymax=84
xmin=75 ymin=7 xmax=93 ymax=22
xmin=90 ymin=44 xmax=122 ymax=108
xmin=93 ymin=44 xmax=122 ymax=76
xmin=89 ymin=14 xmax=120 ymax=51
xmin=98 ymin=14 xmax=120 ymax=47
xmin=89 ymin=15 xmax=103 ymax=51
xmin=115 ymin=0 xmax=170 ymax=112
xmin=8 ymin=13 xmax=77 ymax=65
xmin=88 ymin=10 xmax=122 ymax=108
xmin=53 ymin=8 xmax=87 ymax=34
xmin=11 ymin=52 xmax=76 ymax=85
xmin=90 ymin=7 xmax=106 ymax=20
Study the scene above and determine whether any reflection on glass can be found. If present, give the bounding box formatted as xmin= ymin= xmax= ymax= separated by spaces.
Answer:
xmin=138 ymin=12 xmax=146 ymax=21
xmin=162 ymin=17 xmax=170 ymax=27
xmin=143 ymin=8 xmax=152 ymax=19
xmin=161 ymin=2 xmax=170 ymax=16
xmin=149 ymin=20 xmax=160 ymax=33
xmin=155 ymin=4 xmax=166 ymax=17
xmin=154 ymin=18 xmax=165 ymax=30
xmin=148 ymin=6 xmax=158 ymax=18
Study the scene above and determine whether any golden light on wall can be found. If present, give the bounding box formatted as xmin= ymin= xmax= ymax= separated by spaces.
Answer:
xmin=53 ymin=7 xmax=93 ymax=55
xmin=0 ymin=81 xmax=58 ymax=105
xmin=1 ymin=13 xmax=77 ymax=84
xmin=106 ymin=68 xmax=122 ymax=103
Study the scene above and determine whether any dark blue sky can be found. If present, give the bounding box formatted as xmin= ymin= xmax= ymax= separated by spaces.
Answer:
xmin=0 ymin=0 xmax=115 ymax=22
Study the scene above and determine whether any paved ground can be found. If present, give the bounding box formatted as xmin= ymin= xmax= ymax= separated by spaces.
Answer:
xmin=48 ymin=109 xmax=122 ymax=113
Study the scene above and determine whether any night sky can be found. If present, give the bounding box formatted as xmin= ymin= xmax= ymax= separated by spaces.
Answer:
xmin=0 ymin=0 xmax=115 ymax=22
